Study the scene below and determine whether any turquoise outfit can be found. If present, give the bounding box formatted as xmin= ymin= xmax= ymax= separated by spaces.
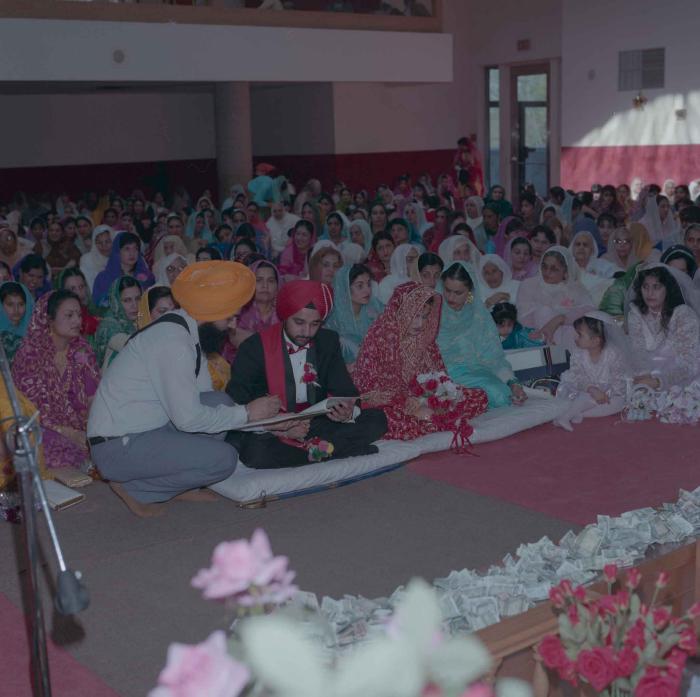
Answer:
xmin=437 ymin=261 xmax=514 ymax=408
xmin=501 ymin=323 xmax=544 ymax=350
xmin=0 ymin=282 xmax=34 ymax=364
xmin=247 ymin=175 xmax=277 ymax=206
xmin=326 ymin=265 xmax=384 ymax=364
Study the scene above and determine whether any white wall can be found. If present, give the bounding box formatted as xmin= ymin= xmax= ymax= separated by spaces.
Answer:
xmin=0 ymin=90 xmax=215 ymax=168
xmin=561 ymin=0 xmax=700 ymax=147
xmin=251 ymin=84 xmax=335 ymax=156
xmin=0 ymin=19 xmax=452 ymax=83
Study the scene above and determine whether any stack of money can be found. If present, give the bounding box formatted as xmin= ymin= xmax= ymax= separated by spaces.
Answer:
xmin=294 ymin=484 xmax=700 ymax=656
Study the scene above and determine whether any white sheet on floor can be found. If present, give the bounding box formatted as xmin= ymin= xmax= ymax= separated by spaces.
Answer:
xmin=211 ymin=388 xmax=567 ymax=505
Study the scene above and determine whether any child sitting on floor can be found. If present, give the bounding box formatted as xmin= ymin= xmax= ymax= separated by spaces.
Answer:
xmin=491 ymin=302 xmax=544 ymax=349
xmin=553 ymin=311 xmax=629 ymax=432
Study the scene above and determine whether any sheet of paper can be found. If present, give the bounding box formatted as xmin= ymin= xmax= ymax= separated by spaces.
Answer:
xmin=237 ymin=397 xmax=355 ymax=432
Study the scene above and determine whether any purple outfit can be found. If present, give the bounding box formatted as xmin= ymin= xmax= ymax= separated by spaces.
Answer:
xmin=12 ymin=293 xmax=101 ymax=469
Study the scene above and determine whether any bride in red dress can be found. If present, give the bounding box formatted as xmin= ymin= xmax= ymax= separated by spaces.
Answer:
xmin=354 ymin=281 xmax=488 ymax=445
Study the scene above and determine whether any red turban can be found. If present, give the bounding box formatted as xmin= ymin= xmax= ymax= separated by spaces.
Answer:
xmin=276 ymin=280 xmax=333 ymax=321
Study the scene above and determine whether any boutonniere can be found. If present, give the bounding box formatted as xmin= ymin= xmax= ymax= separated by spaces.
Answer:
xmin=301 ymin=363 xmax=320 ymax=387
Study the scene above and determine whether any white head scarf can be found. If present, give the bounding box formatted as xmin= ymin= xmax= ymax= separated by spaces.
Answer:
xmin=154 ymin=253 xmax=189 ymax=287
xmin=438 ymin=234 xmax=481 ymax=268
xmin=465 ymin=196 xmax=484 ymax=230
xmin=477 ymin=253 xmax=520 ymax=303
xmin=378 ymin=244 xmax=420 ymax=304
xmin=340 ymin=242 xmax=367 ymax=265
xmin=80 ymin=224 xmax=115 ymax=291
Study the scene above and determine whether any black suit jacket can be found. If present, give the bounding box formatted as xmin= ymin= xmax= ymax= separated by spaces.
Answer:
xmin=227 ymin=327 xmax=358 ymax=412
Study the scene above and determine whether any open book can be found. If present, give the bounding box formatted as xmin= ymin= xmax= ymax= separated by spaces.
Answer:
xmin=238 ymin=397 xmax=355 ymax=432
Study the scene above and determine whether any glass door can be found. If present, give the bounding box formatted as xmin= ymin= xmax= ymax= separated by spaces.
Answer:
xmin=510 ymin=66 xmax=549 ymax=198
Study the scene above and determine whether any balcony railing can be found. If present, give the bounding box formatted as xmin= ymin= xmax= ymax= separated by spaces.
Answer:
xmin=1 ymin=0 xmax=442 ymax=32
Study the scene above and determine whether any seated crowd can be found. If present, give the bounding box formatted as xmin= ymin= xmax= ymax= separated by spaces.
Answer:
xmin=2 ymin=163 xmax=700 ymax=515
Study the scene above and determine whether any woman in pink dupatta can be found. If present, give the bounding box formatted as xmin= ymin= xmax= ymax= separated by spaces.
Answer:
xmin=354 ymin=281 xmax=487 ymax=443
xmin=12 ymin=290 xmax=100 ymax=469
xmin=278 ymin=220 xmax=315 ymax=280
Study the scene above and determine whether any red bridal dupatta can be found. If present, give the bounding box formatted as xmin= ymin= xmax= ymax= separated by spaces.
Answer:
xmin=354 ymin=281 xmax=487 ymax=443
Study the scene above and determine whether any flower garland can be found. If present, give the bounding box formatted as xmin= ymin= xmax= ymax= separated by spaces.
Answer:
xmin=410 ymin=371 xmax=475 ymax=452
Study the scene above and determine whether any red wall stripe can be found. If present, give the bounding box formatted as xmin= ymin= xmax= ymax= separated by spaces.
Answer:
xmin=0 ymin=159 xmax=219 ymax=202
xmin=254 ymin=149 xmax=454 ymax=193
xmin=1 ymin=149 xmax=454 ymax=204
xmin=561 ymin=145 xmax=700 ymax=190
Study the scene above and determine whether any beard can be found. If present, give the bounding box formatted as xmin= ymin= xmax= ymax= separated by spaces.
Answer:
xmin=197 ymin=322 xmax=228 ymax=354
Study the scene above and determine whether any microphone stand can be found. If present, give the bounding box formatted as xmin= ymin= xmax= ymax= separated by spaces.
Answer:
xmin=0 ymin=342 xmax=89 ymax=697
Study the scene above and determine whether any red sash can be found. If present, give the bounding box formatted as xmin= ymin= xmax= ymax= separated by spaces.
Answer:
xmin=259 ymin=324 xmax=287 ymax=408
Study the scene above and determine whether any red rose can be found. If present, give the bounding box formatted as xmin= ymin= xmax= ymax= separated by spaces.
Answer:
xmin=656 ymin=571 xmax=670 ymax=589
xmin=614 ymin=590 xmax=630 ymax=610
xmin=626 ymin=568 xmax=642 ymax=590
xmin=576 ymin=647 xmax=616 ymax=692
xmin=427 ymin=395 xmax=441 ymax=410
xmin=597 ymin=595 xmax=617 ymax=616
xmin=635 ymin=667 xmax=681 ymax=697
xmin=559 ymin=580 xmax=573 ymax=596
xmin=652 ymin=607 xmax=671 ymax=630
xmin=678 ymin=627 xmax=698 ymax=654
xmin=557 ymin=658 xmax=578 ymax=686
xmin=538 ymin=635 xmax=568 ymax=669
xmin=687 ymin=602 xmax=700 ymax=620
xmin=624 ymin=620 xmax=646 ymax=650
xmin=549 ymin=586 xmax=566 ymax=608
xmin=615 ymin=647 xmax=638 ymax=678
xmin=424 ymin=378 xmax=439 ymax=392
xmin=667 ymin=648 xmax=688 ymax=675
xmin=604 ymin=564 xmax=618 ymax=583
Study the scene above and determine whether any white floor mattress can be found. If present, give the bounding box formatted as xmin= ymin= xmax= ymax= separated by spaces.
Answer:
xmin=211 ymin=388 xmax=566 ymax=505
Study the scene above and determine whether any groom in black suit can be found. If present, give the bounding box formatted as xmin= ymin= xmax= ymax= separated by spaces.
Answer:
xmin=226 ymin=280 xmax=387 ymax=468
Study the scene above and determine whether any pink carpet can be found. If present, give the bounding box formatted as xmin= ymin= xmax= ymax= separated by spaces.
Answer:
xmin=0 ymin=593 xmax=121 ymax=697
xmin=408 ymin=416 xmax=700 ymax=526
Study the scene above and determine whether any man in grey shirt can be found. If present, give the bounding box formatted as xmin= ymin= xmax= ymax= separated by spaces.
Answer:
xmin=88 ymin=261 xmax=280 ymax=517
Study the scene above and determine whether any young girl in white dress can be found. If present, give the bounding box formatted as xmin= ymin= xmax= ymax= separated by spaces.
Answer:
xmin=553 ymin=311 xmax=629 ymax=431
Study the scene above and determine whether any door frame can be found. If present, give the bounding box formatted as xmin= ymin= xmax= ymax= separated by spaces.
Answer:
xmin=509 ymin=62 xmax=550 ymax=202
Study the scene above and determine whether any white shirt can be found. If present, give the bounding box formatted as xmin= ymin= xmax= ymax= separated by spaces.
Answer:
xmin=267 ymin=212 xmax=300 ymax=255
xmin=284 ymin=331 xmax=308 ymax=404
xmin=88 ymin=310 xmax=247 ymax=437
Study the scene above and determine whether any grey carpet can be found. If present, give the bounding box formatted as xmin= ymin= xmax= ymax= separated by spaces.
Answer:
xmin=1 ymin=466 xmax=578 ymax=697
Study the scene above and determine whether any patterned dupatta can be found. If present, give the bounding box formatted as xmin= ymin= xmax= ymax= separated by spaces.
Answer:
xmin=11 ymin=292 xmax=100 ymax=433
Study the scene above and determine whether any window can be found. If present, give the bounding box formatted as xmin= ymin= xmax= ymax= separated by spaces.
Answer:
xmin=486 ymin=67 xmax=500 ymax=189
xmin=618 ymin=48 xmax=665 ymax=91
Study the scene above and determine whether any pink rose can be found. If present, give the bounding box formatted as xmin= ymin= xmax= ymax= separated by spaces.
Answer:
xmin=603 ymin=564 xmax=618 ymax=583
xmin=149 ymin=631 xmax=249 ymax=697
xmin=576 ymin=647 xmax=616 ymax=692
xmin=667 ymin=648 xmax=689 ymax=675
xmin=615 ymin=647 xmax=638 ymax=678
xmin=634 ymin=667 xmax=681 ymax=697
xmin=538 ymin=635 xmax=568 ymax=670
xmin=191 ymin=529 xmax=297 ymax=606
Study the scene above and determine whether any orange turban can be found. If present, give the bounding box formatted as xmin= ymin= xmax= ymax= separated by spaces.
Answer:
xmin=172 ymin=260 xmax=255 ymax=322
xmin=276 ymin=280 xmax=334 ymax=321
